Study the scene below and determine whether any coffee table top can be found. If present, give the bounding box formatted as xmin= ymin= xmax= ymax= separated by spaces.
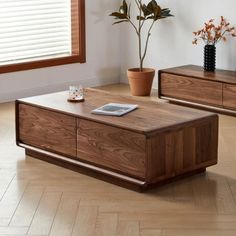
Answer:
xmin=17 ymin=88 xmax=217 ymax=135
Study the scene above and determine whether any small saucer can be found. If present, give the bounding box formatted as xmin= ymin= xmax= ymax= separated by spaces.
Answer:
xmin=67 ymin=98 xmax=85 ymax=103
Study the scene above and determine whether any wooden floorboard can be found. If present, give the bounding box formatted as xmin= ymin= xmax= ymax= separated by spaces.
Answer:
xmin=0 ymin=84 xmax=236 ymax=235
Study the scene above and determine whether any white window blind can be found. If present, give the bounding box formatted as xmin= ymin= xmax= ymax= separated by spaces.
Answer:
xmin=0 ymin=0 xmax=72 ymax=66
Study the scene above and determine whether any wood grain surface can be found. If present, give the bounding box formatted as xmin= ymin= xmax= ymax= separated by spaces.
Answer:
xmin=159 ymin=65 xmax=236 ymax=114
xmin=223 ymin=84 xmax=236 ymax=110
xmin=77 ymin=119 xmax=146 ymax=178
xmin=146 ymin=116 xmax=218 ymax=183
xmin=160 ymin=73 xmax=222 ymax=106
xmin=160 ymin=64 xmax=236 ymax=84
xmin=17 ymin=88 xmax=215 ymax=136
xmin=18 ymin=104 xmax=77 ymax=157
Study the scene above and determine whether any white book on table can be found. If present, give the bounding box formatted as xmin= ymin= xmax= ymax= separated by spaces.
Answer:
xmin=91 ymin=103 xmax=138 ymax=116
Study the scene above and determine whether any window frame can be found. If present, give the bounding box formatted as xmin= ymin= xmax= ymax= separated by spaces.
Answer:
xmin=0 ymin=0 xmax=86 ymax=74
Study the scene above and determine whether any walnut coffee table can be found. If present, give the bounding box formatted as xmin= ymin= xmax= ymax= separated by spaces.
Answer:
xmin=16 ymin=89 xmax=218 ymax=191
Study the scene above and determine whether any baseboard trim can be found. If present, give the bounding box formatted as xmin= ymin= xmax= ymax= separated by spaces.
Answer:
xmin=0 ymin=76 xmax=120 ymax=103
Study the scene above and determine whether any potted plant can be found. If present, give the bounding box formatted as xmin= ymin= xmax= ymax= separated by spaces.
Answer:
xmin=192 ymin=16 xmax=236 ymax=71
xmin=109 ymin=0 xmax=173 ymax=96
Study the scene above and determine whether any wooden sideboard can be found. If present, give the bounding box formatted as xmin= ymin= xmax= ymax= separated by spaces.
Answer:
xmin=159 ymin=65 xmax=236 ymax=115
xmin=16 ymin=89 xmax=218 ymax=191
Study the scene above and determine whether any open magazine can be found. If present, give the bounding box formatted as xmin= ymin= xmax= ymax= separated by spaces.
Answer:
xmin=91 ymin=103 xmax=138 ymax=116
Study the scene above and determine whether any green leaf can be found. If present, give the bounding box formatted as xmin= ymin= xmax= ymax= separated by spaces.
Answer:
xmin=119 ymin=0 xmax=128 ymax=15
xmin=144 ymin=0 xmax=162 ymax=20
xmin=151 ymin=0 xmax=158 ymax=7
xmin=147 ymin=1 xmax=154 ymax=13
xmin=147 ymin=0 xmax=158 ymax=13
xmin=112 ymin=20 xmax=129 ymax=25
xmin=161 ymin=9 xmax=171 ymax=14
xmin=109 ymin=12 xmax=128 ymax=19
xmin=160 ymin=8 xmax=174 ymax=18
xmin=137 ymin=16 xmax=145 ymax=21
xmin=141 ymin=4 xmax=152 ymax=17
xmin=153 ymin=5 xmax=161 ymax=18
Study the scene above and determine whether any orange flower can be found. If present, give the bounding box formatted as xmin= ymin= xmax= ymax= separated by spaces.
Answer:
xmin=192 ymin=16 xmax=236 ymax=45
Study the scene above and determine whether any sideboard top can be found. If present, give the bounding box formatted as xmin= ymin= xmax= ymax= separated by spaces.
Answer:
xmin=160 ymin=65 xmax=236 ymax=84
xmin=17 ymin=88 xmax=216 ymax=135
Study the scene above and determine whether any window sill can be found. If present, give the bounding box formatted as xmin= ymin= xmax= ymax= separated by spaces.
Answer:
xmin=0 ymin=55 xmax=86 ymax=74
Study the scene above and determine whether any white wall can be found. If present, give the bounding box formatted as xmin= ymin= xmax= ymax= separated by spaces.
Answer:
xmin=120 ymin=0 xmax=236 ymax=88
xmin=0 ymin=0 xmax=121 ymax=102
xmin=2 ymin=0 xmax=236 ymax=102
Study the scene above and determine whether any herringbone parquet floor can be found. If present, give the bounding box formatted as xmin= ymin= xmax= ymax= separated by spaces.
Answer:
xmin=0 ymin=84 xmax=236 ymax=236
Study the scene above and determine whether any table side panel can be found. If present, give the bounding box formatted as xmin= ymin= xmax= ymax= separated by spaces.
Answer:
xmin=195 ymin=116 xmax=218 ymax=165
xmin=77 ymin=119 xmax=146 ymax=179
xmin=146 ymin=115 xmax=218 ymax=183
xmin=160 ymin=73 xmax=223 ymax=106
xmin=18 ymin=104 xmax=77 ymax=157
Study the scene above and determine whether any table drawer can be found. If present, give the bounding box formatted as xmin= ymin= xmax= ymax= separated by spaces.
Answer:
xmin=18 ymin=104 xmax=77 ymax=157
xmin=77 ymin=119 xmax=146 ymax=179
xmin=223 ymin=84 xmax=236 ymax=110
xmin=160 ymin=73 xmax=223 ymax=106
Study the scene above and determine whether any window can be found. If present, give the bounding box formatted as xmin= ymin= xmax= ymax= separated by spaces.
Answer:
xmin=0 ymin=0 xmax=85 ymax=73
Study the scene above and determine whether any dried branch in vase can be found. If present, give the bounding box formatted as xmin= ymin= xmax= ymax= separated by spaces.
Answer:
xmin=192 ymin=16 xmax=236 ymax=45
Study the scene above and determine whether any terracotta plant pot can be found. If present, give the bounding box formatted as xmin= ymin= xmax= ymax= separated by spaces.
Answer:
xmin=127 ymin=68 xmax=155 ymax=96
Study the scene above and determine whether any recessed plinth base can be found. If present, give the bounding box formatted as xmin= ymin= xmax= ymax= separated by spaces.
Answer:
xmin=25 ymin=148 xmax=207 ymax=192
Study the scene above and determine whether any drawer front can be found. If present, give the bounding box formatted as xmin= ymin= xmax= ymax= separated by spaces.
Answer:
xmin=19 ymin=104 xmax=77 ymax=157
xmin=77 ymin=119 xmax=146 ymax=179
xmin=160 ymin=73 xmax=223 ymax=106
xmin=223 ymin=84 xmax=236 ymax=110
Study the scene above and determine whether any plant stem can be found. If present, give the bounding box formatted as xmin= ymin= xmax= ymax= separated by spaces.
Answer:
xmin=135 ymin=0 xmax=140 ymax=9
xmin=137 ymin=0 xmax=142 ymax=71
xmin=128 ymin=18 xmax=139 ymax=35
xmin=215 ymin=29 xmax=227 ymax=44
xmin=141 ymin=19 xmax=155 ymax=70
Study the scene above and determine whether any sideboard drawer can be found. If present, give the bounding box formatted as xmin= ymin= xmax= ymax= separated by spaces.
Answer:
xmin=160 ymin=73 xmax=223 ymax=106
xmin=19 ymin=104 xmax=77 ymax=157
xmin=77 ymin=119 xmax=146 ymax=178
xmin=223 ymin=84 xmax=236 ymax=110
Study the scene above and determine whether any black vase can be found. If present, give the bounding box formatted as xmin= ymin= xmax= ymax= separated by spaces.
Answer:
xmin=204 ymin=44 xmax=216 ymax=72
